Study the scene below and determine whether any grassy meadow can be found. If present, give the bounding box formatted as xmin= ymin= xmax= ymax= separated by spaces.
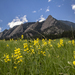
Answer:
xmin=0 ymin=37 xmax=75 ymax=75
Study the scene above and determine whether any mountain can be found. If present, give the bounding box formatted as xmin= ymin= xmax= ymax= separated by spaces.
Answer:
xmin=0 ymin=22 xmax=35 ymax=39
xmin=40 ymin=15 xmax=71 ymax=35
xmin=59 ymin=20 xmax=75 ymax=28
xmin=0 ymin=15 xmax=72 ymax=39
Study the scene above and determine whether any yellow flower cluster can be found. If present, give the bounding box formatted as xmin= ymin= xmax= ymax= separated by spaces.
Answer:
xmin=48 ymin=39 xmax=53 ymax=47
xmin=42 ymin=39 xmax=47 ymax=46
xmin=6 ymin=44 xmax=9 ymax=47
xmin=10 ymin=38 xmax=13 ymax=41
xmin=23 ymin=38 xmax=55 ymax=57
xmin=23 ymin=43 xmax=28 ymax=48
xmin=34 ymin=38 xmax=39 ymax=46
xmin=31 ymin=49 xmax=35 ymax=54
xmin=23 ymin=42 xmax=35 ymax=54
xmin=57 ymin=39 xmax=64 ymax=48
xmin=12 ymin=48 xmax=23 ymax=68
xmin=3 ymin=53 xmax=11 ymax=63
xmin=72 ymin=40 xmax=75 ymax=46
xmin=41 ymin=51 xmax=46 ymax=56
xmin=21 ymin=35 xmax=24 ymax=39
xmin=23 ymin=43 xmax=30 ymax=53
xmin=12 ymin=38 xmax=13 ymax=41
xmin=23 ymin=38 xmax=47 ymax=56
xmin=73 ymin=51 xmax=75 ymax=65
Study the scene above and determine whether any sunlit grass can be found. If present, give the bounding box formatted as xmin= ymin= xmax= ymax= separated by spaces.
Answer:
xmin=0 ymin=38 xmax=75 ymax=75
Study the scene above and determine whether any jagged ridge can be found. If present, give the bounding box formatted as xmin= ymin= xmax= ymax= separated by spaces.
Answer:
xmin=0 ymin=15 xmax=72 ymax=39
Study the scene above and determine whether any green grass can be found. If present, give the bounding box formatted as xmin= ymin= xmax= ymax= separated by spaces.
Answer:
xmin=0 ymin=38 xmax=75 ymax=75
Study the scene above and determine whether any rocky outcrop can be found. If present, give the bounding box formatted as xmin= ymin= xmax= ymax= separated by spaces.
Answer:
xmin=24 ymin=21 xmax=39 ymax=33
xmin=2 ymin=26 xmax=18 ymax=38
xmin=0 ymin=29 xmax=8 ymax=38
xmin=41 ymin=15 xmax=71 ymax=34
xmin=41 ymin=15 xmax=57 ymax=31
xmin=7 ymin=25 xmax=23 ymax=38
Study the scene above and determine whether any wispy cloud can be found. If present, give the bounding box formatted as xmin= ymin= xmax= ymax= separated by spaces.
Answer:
xmin=0 ymin=27 xmax=2 ymax=32
xmin=38 ymin=8 xmax=42 ymax=12
xmin=0 ymin=20 xmax=3 ymax=22
xmin=40 ymin=8 xmax=42 ymax=11
xmin=37 ymin=15 xmax=45 ymax=22
xmin=46 ymin=6 xmax=50 ymax=12
xmin=8 ymin=15 xmax=28 ymax=28
xmin=58 ymin=5 xmax=61 ymax=7
xmin=71 ymin=4 xmax=75 ymax=14
xmin=48 ymin=0 xmax=51 ymax=2
xmin=32 ymin=11 xmax=36 ymax=13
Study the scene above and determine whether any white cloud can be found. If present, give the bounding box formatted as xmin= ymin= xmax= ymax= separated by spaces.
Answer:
xmin=46 ymin=6 xmax=50 ymax=12
xmin=8 ymin=15 xmax=28 ymax=28
xmin=0 ymin=20 xmax=3 ymax=22
xmin=0 ymin=27 xmax=1 ymax=32
xmin=37 ymin=15 xmax=45 ymax=22
xmin=48 ymin=0 xmax=51 ymax=2
xmin=32 ymin=11 xmax=36 ymax=13
xmin=71 ymin=4 xmax=75 ymax=14
xmin=58 ymin=5 xmax=61 ymax=7
xmin=71 ymin=4 xmax=75 ymax=10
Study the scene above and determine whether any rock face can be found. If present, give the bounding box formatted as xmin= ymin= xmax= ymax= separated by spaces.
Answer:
xmin=41 ymin=15 xmax=57 ymax=31
xmin=1 ymin=26 xmax=18 ymax=39
xmin=8 ymin=25 xmax=23 ymax=38
xmin=0 ymin=15 xmax=72 ymax=39
xmin=41 ymin=15 xmax=71 ymax=35
xmin=0 ymin=29 xmax=8 ymax=38
xmin=24 ymin=21 xmax=39 ymax=33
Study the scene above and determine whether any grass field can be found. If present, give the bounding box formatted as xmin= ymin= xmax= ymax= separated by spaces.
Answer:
xmin=0 ymin=38 xmax=75 ymax=75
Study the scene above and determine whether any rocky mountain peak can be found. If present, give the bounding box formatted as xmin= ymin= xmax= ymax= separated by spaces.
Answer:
xmin=47 ymin=15 xmax=52 ymax=19
xmin=41 ymin=15 xmax=56 ymax=31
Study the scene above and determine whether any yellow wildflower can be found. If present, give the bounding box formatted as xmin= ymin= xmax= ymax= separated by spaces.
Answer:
xmin=4 ymin=59 xmax=7 ymax=62
xmin=21 ymin=35 xmax=24 ymax=39
xmin=6 ymin=44 xmax=9 ymax=47
xmin=43 ymin=42 xmax=47 ymax=46
xmin=73 ymin=61 xmax=75 ymax=65
xmin=24 ymin=49 xmax=27 ymax=51
xmin=10 ymin=39 xmax=11 ymax=41
xmin=50 ymin=44 xmax=53 ymax=47
xmin=73 ymin=51 xmax=75 ymax=54
xmin=57 ymin=43 xmax=61 ymax=48
xmin=60 ymin=39 xmax=64 ymax=46
xmin=12 ymin=38 xmax=13 ymax=41
xmin=72 ymin=40 xmax=75 ymax=46
xmin=34 ymin=40 xmax=39 ymax=45
xmin=31 ymin=49 xmax=35 ymax=54
xmin=14 ymin=66 xmax=17 ymax=69
xmin=20 ymin=59 xmax=23 ymax=62
xmin=41 ymin=51 xmax=46 ymax=56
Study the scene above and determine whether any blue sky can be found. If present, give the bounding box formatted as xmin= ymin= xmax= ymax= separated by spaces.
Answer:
xmin=0 ymin=0 xmax=75 ymax=32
